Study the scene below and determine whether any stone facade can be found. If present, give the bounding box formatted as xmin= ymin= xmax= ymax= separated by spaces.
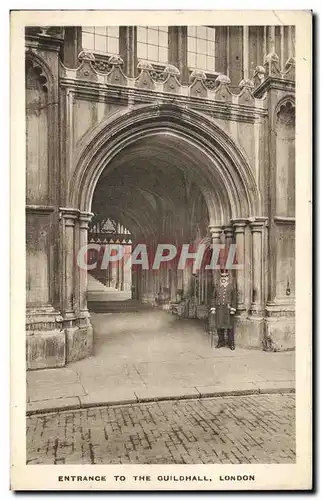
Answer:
xmin=25 ymin=25 xmax=295 ymax=369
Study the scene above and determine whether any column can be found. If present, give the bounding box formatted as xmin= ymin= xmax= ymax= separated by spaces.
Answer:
xmin=182 ymin=266 xmax=192 ymax=297
xmin=242 ymin=26 xmax=249 ymax=80
xmin=268 ymin=26 xmax=275 ymax=53
xmin=111 ymin=255 xmax=117 ymax=288
xmin=62 ymin=27 xmax=82 ymax=68
xmin=227 ymin=26 xmax=243 ymax=90
xmin=223 ymin=225 xmax=234 ymax=246
xmin=249 ymin=218 xmax=267 ymax=314
xmin=215 ymin=26 xmax=228 ymax=74
xmin=119 ymin=26 xmax=137 ymax=77
xmin=280 ymin=26 xmax=285 ymax=69
xmin=119 ymin=248 xmax=124 ymax=291
xmin=116 ymin=252 xmax=120 ymax=290
xmin=263 ymin=26 xmax=267 ymax=61
xmin=287 ymin=26 xmax=294 ymax=59
xmin=168 ymin=26 xmax=189 ymax=83
xmin=232 ymin=218 xmax=247 ymax=314
xmin=209 ymin=225 xmax=223 ymax=286
xmin=61 ymin=208 xmax=78 ymax=320
xmin=79 ymin=211 xmax=93 ymax=317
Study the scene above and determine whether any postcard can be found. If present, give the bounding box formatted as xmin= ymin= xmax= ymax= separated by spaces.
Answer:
xmin=11 ymin=9 xmax=312 ymax=491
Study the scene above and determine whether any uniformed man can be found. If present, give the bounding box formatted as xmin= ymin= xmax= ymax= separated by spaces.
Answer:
xmin=208 ymin=269 xmax=237 ymax=350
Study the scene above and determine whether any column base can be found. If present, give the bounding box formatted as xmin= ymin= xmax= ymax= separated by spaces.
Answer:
xmin=27 ymin=329 xmax=66 ymax=370
xmin=66 ymin=318 xmax=93 ymax=362
xmin=26 ymin=306 xmax=65 ymax=370
xmin=264 ymin=302 xmax=295 ymax=351
xmin=26 ymin=309 xmax=94 ymax=369
xmin=234 ymin=316 xmax=265 ymax=349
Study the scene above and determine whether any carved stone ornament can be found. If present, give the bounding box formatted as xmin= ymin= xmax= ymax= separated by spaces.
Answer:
xmin=108 ymin=55 xmax=124 ymax=66
xmin=284 ymin=56 xmax=295 ymax=80
xmin=276 ymin=100 xmax=295 ymax=126
xmin=264 ymin=52 xmax=280 ymax=77
xmin=285 ymin=56 xmax=295 ymax=70
xmin=189 ymin=69 xmax=207 ymax=83
xmin=215 ymin=74 xmax=231 ymax=85
xmin=264 ymin=52 xmax=279 ymax=64
xmin=239 ymin=79 xmax=255 ymax=90
xmin=78 ymin=51 xmax=96 ymax=62
xmin=164 ymin=64 xmax=180 ymax=76
xmin=137 ymin=60 xmax=154 ymax=71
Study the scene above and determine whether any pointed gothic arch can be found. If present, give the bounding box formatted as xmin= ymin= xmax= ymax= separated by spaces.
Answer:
xmin=69 ymin=103 xmax=261 ymax=225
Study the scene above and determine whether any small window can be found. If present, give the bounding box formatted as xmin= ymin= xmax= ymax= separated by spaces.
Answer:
xmin=187 ymin=26 xmax=216 ymax=73
xmin=137 ymin=26 xmax=168 ymax=64
xmin=82 ymin=26 xmax=120 ymax=55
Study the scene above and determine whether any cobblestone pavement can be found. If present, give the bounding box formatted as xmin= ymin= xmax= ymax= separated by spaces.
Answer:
xmin=27 ymin=393 xmax=295 ymax=465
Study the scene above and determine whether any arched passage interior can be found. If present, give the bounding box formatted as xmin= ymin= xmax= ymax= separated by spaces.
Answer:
xmin=67 ymin=104 xmax=263 ymax=356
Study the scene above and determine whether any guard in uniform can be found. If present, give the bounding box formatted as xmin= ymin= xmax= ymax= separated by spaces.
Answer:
xmin=208 ymin=269 xmax=237 ymax=350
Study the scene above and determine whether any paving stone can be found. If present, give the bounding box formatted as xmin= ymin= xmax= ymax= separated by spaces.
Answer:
xmin=27 ymin=397 xmax=80 ymax=415
xmin=79 ymin=389 xmax=138 ymax=408
xmin=135 ymin=386 xmax=200 ymax=402
xmin=27 ymin=368 xmax=85 ymax=402
xmin=195 ymin=382 xmax=259 ymax=397
xmin=27 ymin=393 xmax=296 ymax=465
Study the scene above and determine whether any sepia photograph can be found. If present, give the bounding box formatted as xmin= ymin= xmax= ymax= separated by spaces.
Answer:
xmin=10 ymin=9 xmax=312 ymax=491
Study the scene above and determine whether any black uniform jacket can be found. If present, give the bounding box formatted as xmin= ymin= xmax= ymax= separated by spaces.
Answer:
xmin=208 ymin=279 xmax=237 ymax=330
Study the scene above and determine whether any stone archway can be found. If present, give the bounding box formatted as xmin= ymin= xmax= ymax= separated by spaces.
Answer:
xmin=61 ymin=103 xmax=265 ymax=362
xmin=70 ymin=103 xmax=260 ymax=220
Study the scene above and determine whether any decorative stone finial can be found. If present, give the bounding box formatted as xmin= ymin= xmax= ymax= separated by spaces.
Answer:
xmin=215 ymin=74 xmax=231 ymax=85
xmin=189 ymin=69 xmax=207 ymax=83
xmin=254 ymin=65 xmax=265 ymax=77
xmin=239 ymin=79 xmax=255 ymax=89
xmin=78 ymin=51 xmax=95 ymax=62
xmin=253 ymin=65 xmax=266 ymax=87
xmin=264 ymin=52 xmax=280 ymax=77
xmin=285 ymin=56 xmax=295 ymax=70
xmin=137 ymin=60 xmax=153 ymax=71
xmin=284 ymin=56 xmax=295 ymax=80
xmin=164 ymin=64 xmax=180 ymax=76
xmin=264 ymin=52 xmax=279 ymax=64
xmin=108 ymin=55 xmax=124 ymax=66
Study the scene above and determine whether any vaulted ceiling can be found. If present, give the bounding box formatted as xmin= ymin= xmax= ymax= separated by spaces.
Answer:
xmin=92 ymin=134 xmax=210 ymax=243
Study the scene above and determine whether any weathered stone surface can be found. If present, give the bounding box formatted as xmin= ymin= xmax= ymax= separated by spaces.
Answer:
xmin=66 ymin=324 xmax=93 ymax=363
xmin=234 ymin=317 xmax=265 ymax=349
xmin=264 ymin=317 xmax=295 ymax=351
xmin=26 ymin=329 xmax=65 ymax=370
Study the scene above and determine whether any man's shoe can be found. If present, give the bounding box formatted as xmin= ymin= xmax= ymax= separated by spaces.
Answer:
xmin=230 ymin=345 xmax=235 ymax=351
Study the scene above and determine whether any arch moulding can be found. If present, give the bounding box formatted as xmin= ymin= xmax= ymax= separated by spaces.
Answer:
xmin=69 ymin=103 xmax=261 ymax=224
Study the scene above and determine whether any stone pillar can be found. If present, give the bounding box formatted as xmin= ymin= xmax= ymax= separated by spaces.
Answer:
xmin=268 ymin=26 xmax=276 ymax=54
xmin=215 ymin=26 xmax=228 ymax=74
xmin=249 ymin=218 xmax=267 ymax=315
xmin=232 ymin=218 xmax=247 ymax=314
xmin=182 ymin=266 xmax=192 ymax=297
xmin=116 ymin=252 xmax=120 ymax=290
xmin=242 ymin=26 xmax=249 ymax=79
xmin=79 ymin=211 xmax=93 ymax=318
xmin=119 ymin=26 xmax=137 ymax=77
xmin=61 ymin=208 xmax=78 ymax=320
xmin=119 ymin=250 xmax=124 ymax=291
xmin=287 ymin=26 xmax=295 ymax=59
xmin=223 ymin=225 xmax=234 ymax=246
xmin=209 ymin=225 xmax=223 ymax=285
xmin=168 ymin=26 xmax=189 ymax=83
xmin=62 ymin=27 xmax=82 ymax=68
xmin=227 ymin=26 xmax=243 ymax=90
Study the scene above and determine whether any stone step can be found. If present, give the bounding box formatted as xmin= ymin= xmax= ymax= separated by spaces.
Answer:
xmin=88 ymin=300 xmax=153 ymax=313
